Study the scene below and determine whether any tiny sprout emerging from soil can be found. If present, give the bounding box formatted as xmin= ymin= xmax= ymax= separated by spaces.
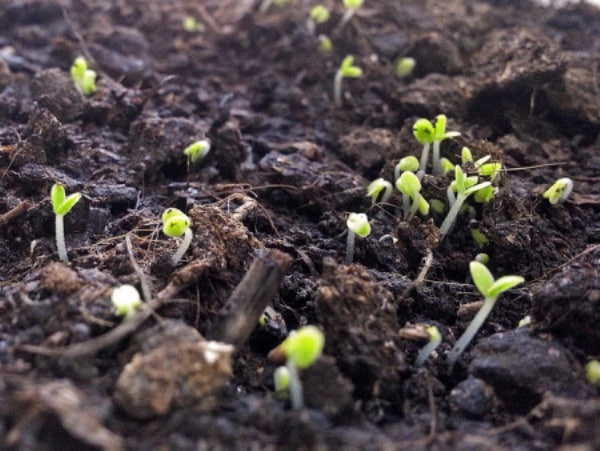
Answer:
xmin=474 ymin=253 xmax=489 ymax=264
xmin=394 ymin=155 xmax=419 ymax=182
xmin=334 ymin=55 xmax=363 ymax=107
xmin=413 ymin=116 xmax=460 ymax=175
xmin=307 ymin=5 xmax=330 ymax=34
xmin=470 ymin=226 xmax=489 ymax=248
xmin=543 ymin=177 xmax=574 ymax=205
xmin=413 ymin=118 xmax=435 ymax=172
xmin=395 ymin=57 xmax=416 ymax=78
xmin=70 ymin=56 xmax=97 ymax=96
xmin=111 ymin=284 xmax=142 ymax=318
xmin=51 ymin=183 xmax=81 ymax=262
xmin=440 ymin=157 xmax=455 ymax=176
xmin=366 ymin=178 xmax=392 ymax=205
xmin=339 ymin=0 xmax=364 ymax=30
xmin=271 ymin=325 xmax=325 ymax=409
xmin=447 ymin=261 xmax=524 ymax=366
xmin=415 ymin=325 xmax=442 ymax=367
xmin=439 ymin=166 xmax=491 ymax=240
xmin=346 ymin=212 xmax=371 ymax=264
xmin=517 ymin=315 xmax=532 ymax=328
xmin=183 ymin=139 xmax=211 ymax=166
xmin=317 ymin=35 xmax=333 ymax=53
xmin=182 ymin=16 xmax=204 ymax=33
xmin=585 ymin=360 xmax=600 ymax=387
xmin=396 ymin=171 xmax=429 ymax=220
xmin=273 ymin=366 xmax=290 ymax=395
xmin=162 ymin=208 xmax=193 ymax=264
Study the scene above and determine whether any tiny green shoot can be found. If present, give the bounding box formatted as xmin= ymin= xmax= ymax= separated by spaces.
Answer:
xmin=51 ymin=183 xmax=82 ymax=262
xmin=162 ymin=208 xmax=193 ymax=264
xmin=395 ymin=57 xmax=416 ymax=78
xmin=474 ymin=253 xmax=489 ymax=264
xmin=273 ymin=365 xmax=290 ymax=395
xmin=396 ymin=171 xmax=429 ymax=220
xmin=366 ymin=178 xmax=392 ymax=205
xmin=317 ymin=35 xmax=333 ymax=53
xmin=334 ymin=55 xmax=363 ymax=107
xmin=345 ymin=212 xmax=371 ymax=264
xmin=431 ymin=115 xmax=461 ymax=175
xmin=447 ymin=261 xmax=524 ymax=366
xmin=278 ymin=325 xmax=325 ymax=409
xmin=542 ymin=177 xmax=574 ymax=205
xmin=415 ymin=325 xmax=442 ymax=367
xmin=470 ymin=226 xmax=489 ymax=248
xmin=70 ymin=56 xmax=97 ymax=96
xmin=338 ymin=0 xmax=364 ymax=30
xmin=439 ymin=166 xmax=491 ymax=240
xmin=413 ymin=118 xmax=435 ymax=173
xmin=307 ymin=5 xmax=330 ymax=34
xmin=585 ymin=360 xmax=600 ymax=387
xmin=183 ymin=139 xmax=211 ymax=167
xmin=182 ymin=16 xmax=204 ymax=32
xmin=440 ymin=157 xmax=455 ymax=176
xmin=517 ymin=315 xmax=532 ymax=328
xmin=111 ymin=284 xmax=142 ymax=318
xmin=394 ymin=155 xmax=419 ymax=182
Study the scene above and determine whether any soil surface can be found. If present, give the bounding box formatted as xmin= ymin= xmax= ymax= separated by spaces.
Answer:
xmin=1 ymin=0 xmax=599 ymax=449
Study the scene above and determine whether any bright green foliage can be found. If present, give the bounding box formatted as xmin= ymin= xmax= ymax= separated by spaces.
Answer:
xmin=334 ymin=55 xmax=363 ymax=107
xmin=396 ymin=171 xmax=429 ymax=219
xmin=182 ymin=16 xmax=204 ymax=32
xmin=70 ymin=56 xmax=97 ymax=95
xmin=394 ymin=156 xmax=419 ymax=182
xmin=111 ymin=284 xmax=142 ymax=318
xmin=51 ymin=184 xmax=81 ymax=216
xmin=344 ymin=0 xmax=364 ymax=8
xmin=346 ymin=212 xmax=371 ymax=238
xmin=474 ymin=253 xmax=489 ymax=264
xmin=461 ymin=147 xmax=474 ymax=164
xmin=317 ymin=35 xmax=333 ymax=52
xmin=309 ymin=5 xmax=330 ymax=23
xmin=366 ymin=178 xmax=392 ymax=204
xmin=413 ymin=118 xmax=435 ymax=145
xmin=474 ymin=185 xmax=496 ymax=203
xmin=183 ymin=139 xmax=211 ymax=164
xmin=440 ymin=157 xmax=455 ymax=175
xmin=395 ymin=57 xmax=416 ymax=78
xmin=162 ymin=208 xmax=190 ymax=238
xmin=543 ymin=177 xmax=574 ymax=205
xmin=585 ymin=360 xmax=600 ymax=386
xmin=447 ymin=262 xmax=524 ymax=365
xmin=274 ymin=366 xmax=290 ymax=393
xmin=280 ymin=325 xmax=325 ymax=369
xmin=471 ymin=226 xmax=489 ymax=247
xmin=413 ymin=115 xmax=460 ymax=174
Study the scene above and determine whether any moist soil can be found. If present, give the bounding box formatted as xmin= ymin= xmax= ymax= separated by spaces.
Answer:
xmin=1 ymin=0 xmax=599 ymax=449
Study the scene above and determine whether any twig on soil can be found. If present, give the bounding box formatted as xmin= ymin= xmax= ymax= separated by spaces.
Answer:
xmin=209 ymin=249 xmax=293 ymax=348
xmin=399 ymin=249 xmax=434 ymax=301
xmin=125 ymin=234 xmax=152 ymax=304
xmin=0 ymin=200 xmax=31 ymax=226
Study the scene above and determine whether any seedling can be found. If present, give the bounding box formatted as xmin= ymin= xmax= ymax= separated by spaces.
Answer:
xmin=394 ymin=155 xmax=419 ymax=182
xmin=111 ymin=284 xmax=142 ymax=318
xmin=517 ymin=315 xmax=532 ymax=328
xmin=447 ymin=261 xmax=524 ymax=365
xmin=338 ymin=0 xmax=364 ymax=30
xmin=307 ymin=5 xmax=330 ymax=34
xmin=396 ymin=171 xmax=429 ymax=220
xmin=333 ymin=55 xmax=363 ymax=107
xmin=70 ymin=56 xmax=97 ymax=96
xmin=366 ymin=178 xmax=392 ymax=205
xmin=439 ymin=166 xmax=491 ymax=240
xmin=273 ymin=366 xmax=290 ymax=395
xmin=183 ymin=139 xmax=211 ymax=167
xmin=474 ymin=253 xmax=489 ymax=264
xmin=395 ymin=57 xmax=416 ymax=78
xmin=182 ymin=16 xmax=204 ymax=33
xmin=162 ymin=208 xmax=193 ymax=264
xmin=51 ymin=183 xmax=82 ymax=262
xmin=440 ymin=157 xmax=455 ymax=176
xmin=542 ymin=177 xmax=574 ymax=205
xmin=413 ymin=118 xmax=435 ymax=173
xmin=415 ymin=325 xmax=442 ymax=367
xmin=345 ymin=212 xmax=371 ymax=264
xmin=270 ymin=325 xmax=325 ymax=409
xmin=585 ymin=360 xmax=600 ymax=387
xmin=470 ymin=226 xmax=489 ymax=248
xmin=413 ymin=115 xmax=460 ymax=175
xmin=317 ymin=35 xmax=333 ymax=53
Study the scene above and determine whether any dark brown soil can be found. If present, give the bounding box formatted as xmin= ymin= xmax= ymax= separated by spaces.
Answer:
xmin=1 ymin=0 xmax=599 ymax=449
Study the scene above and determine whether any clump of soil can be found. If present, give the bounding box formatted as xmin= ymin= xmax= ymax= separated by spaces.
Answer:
xmin=1 ymin=0 xmax=599 ymax=449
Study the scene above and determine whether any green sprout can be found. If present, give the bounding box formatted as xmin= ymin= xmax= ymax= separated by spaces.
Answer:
xmin=70 ymin=56 xmax=97 ymax=96
xmin=395 ymin=57 xmax=416 ymax=78
xmin=333 ymin=55 xmax=363 ymax=107
xmin=366 ymin=178 xmax=392 ymax=205
xmin=439 ymin=166 xmax=491 ymax=240
xmin=345 ymin=212 xmax=371 ymax=264
xmin=51 ymin=183 xmax=82 ymax=262
xmin=394 ymin=155 xmax=419 ymax=182
xmin=273 ymin=365 xmax=290 ymax=396
xmin=396 ymin=171 xmax=429 ymax=221
xmin=517 ymin=315 xmax=532 ymax=328
xmin=182 ymin=16 xmax=204 ymax=33
xmin=585 ymin=360 xmax=600 ymax=387
xmin=440 ymin=157 xmax=455 ymax=176
xmin=277 ymin=325 xmax=325 ymax=409
xmin=415 ymin=325 xmax=442 ymax=367
xmin=338 ymin=0 xmax=364 ymax=30
xmin=317 ymin=35 xmax=333 ymax=53
xmin=307 ymin=5 xmax=330 ymax=34
xmin=474 ymin=253 xmax=489 ymax=265
xmin=413 ymin=115 xmax=460 ymax=175
xmin=470 ymin=226 xmax=489 ymax=248
xmin=183 ymin=139 xmax=211 ymax=167
xmin=162 ymin=208 xmax=193 ymax=264
xmin=542 ymin=177 xmax=574 ymax=205
xmin=111 ymin=284 xmax=142 ymax=318
xmin=447 ymin=261 xmax=524 ymax=366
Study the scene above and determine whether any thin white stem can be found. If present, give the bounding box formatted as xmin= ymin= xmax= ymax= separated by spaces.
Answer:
xmin=172 ymin=228 xmax=193 ymax=264
xmin=432 ymin=140 xmax=441 ymax=175
xmin=402 ymin=194 xmax=411 ymax=220
xmin=415 ymin=335 xmax=442 ymax=367
xmin=333 ymin=71 xmax=344 ymax=107
xmin=345 ymin=230 xmax=356 ymax=264
xmin=447 ymin=297 xmax=496 ymax=365
xmin=336 ymin=9 xmax=355 ymax=31
xmin=259 ymin=0 xmax=272 ymax=13
xmin=407 ymin=193 xmax=422 ymax=221
xmin=419 ymin=143 xmax=430 ymax=173
xmin=287 ymin=359 xmax=303 ymax=410
xmin=55 ymin=214 xmax=68 ymax=262
xmin=439 ymin=193 xmax=466 ymax=239
xmin=447 ymin=186 xmax=456 ymax=208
